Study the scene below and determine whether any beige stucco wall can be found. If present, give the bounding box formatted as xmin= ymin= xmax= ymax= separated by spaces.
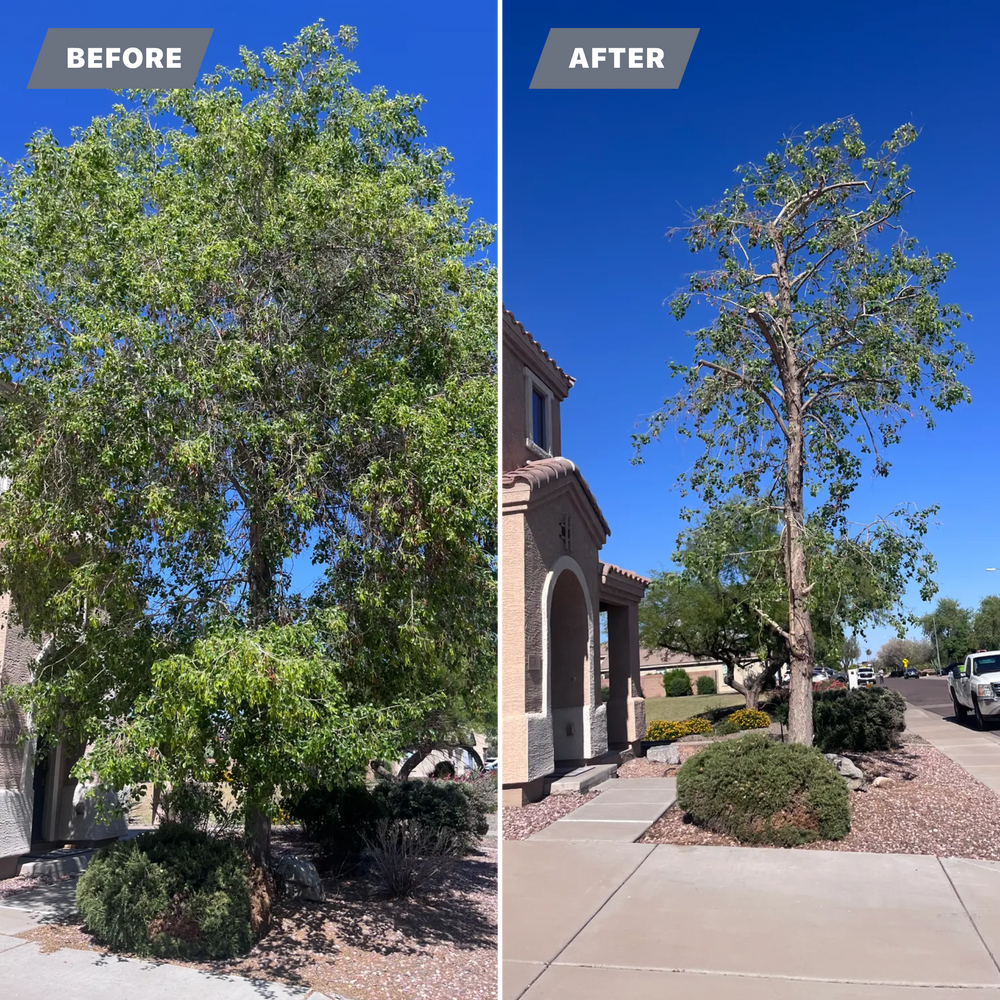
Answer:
xmin=502 ymin=479 xmax=608 ymax=786
xmin=501 ymin=314 xmax=566 ymax=474
xmin=0 ymin=592 xmax=36 ymax=873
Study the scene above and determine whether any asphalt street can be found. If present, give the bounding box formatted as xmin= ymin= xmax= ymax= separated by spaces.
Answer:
xmin=885 ymin=674 xmax=1000 ymax=744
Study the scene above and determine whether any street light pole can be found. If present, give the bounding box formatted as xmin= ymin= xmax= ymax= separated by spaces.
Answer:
xmin=933 ymin=615 xmax=942 ymax=674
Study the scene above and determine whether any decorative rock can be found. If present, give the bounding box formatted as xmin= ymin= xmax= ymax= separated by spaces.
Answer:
xmin=647 ymin=744 xmax=681 ymax=765
xmin=824 ymin=753 xmax=866 ymax=791
xmin=274 ymin=855 xmax=325 ymax=902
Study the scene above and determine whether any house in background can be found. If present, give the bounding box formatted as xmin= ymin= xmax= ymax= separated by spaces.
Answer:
xmin=0 ymin=593 xmax=127 ymax=878
xmin=501 ymin=308 xmax=649 ymax=806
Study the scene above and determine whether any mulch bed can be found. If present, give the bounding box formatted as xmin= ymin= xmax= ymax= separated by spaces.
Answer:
xmin=641 ymin=742 xmax=1000 ymax=859
xmin=502 ymin=791 xmax=599 ymax=840
xmin=6 ymin=828 xmax=496 ymax=1000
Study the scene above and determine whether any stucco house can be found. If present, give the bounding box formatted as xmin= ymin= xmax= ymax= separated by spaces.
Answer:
xmin=0 ymin=592 xmax=126 ymax=878
xmin=501 ymin=308 xmax=649 ymax=806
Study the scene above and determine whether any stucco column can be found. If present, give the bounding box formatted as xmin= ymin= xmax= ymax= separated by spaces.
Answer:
xmin=617 ymin=601 xmax=646 ymax=743
xmin=605 ymin=604 xmax=630 ymax=747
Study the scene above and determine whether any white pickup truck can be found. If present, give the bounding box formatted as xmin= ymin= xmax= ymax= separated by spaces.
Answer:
xmin=949 ymin=651 xmax=1000 ymax=729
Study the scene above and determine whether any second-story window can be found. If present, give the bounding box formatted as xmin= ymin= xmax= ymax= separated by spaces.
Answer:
xmin=532 ymin=387 xmax=548 ymax=451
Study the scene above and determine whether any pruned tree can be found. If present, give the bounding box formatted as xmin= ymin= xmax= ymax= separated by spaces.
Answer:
xmin=634 ymin=119 xmax=970 ymax=743
xmin=0 ymin=23 xmax=496 ymax=864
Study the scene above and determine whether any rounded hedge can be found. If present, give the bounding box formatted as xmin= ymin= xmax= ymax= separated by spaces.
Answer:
xmin=76 ymin=824 xmax=265 ymax=959
xmin=662 ymin=668 xmax=693 ymax=697
xmin=676 ymin=733 xmax=850 ymax=846
xmin=696 ymin=675 xmax=717 ymax=695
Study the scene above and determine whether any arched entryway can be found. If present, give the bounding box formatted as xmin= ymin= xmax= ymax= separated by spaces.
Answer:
xmin=548 ymin=565 xmax=592 ymax=762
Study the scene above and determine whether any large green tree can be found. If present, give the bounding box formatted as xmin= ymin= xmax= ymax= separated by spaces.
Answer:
xmin=0 ymin=23 xmax=496 ymax=863
xmin=973 ymin=596 xmax=1000 ymax=652
xmin=920 ymin=598 xmax=974 ymax=667
xmin=634 ymin=119 xmax=970 ymax=743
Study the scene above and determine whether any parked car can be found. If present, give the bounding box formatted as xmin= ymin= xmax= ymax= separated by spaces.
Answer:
xmin=889 ymin=668 xmax=904 ymax=677
xmin=903 ymin=667 xmax=920 ymax=679
xmin=855 ymin=666 xmax=876 ymax=688
xmin=483 ymin=758 xmax=498 ymax=773
xmin=949 ymin=651 xmax=1000 ymax=729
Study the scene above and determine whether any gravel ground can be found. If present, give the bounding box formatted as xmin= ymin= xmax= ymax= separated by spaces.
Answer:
xmin=8 ymin=831 xmax=497 ymax=1000
xmin=0 ymin=872 xmax=73 ymax=900
xmin=502 ymin=792 xmax=599 ymax=840
xmin=641 ymin=742 xmax=1000 ymax=859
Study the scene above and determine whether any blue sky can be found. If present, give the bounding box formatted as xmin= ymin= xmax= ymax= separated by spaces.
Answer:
xmin=502 ymin=1 xmax=999 ymax=656
xmin=1 ymin=1 xmax=497 ymax=598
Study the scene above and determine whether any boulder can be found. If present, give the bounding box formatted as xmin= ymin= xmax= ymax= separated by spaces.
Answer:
xmin=647 ymin=744 xmax=681 ymax=765
xmin=274 ymin=855 xmax=325 ymax=902
xmin=824 ymin=753 xmax=866 ymax=791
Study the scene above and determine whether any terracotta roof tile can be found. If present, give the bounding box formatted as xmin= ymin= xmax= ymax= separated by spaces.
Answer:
xmin=502 ymin=306 xmax=575 ymax=391
xmin=502 ymin=457 xmax=610 ymax=537
xmin=600 ymin=563 xmax=651 ymax=587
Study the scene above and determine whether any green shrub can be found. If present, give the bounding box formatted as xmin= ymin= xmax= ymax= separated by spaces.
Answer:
xmin=463 ymin=771 xmax=498 ymax=815
xmin=290 ymin=777 xmax=488 ymax=854
xmin=645 ymin=717 xmax=712 ymax=741
xmin=728 ymin=708 xmax=771 ymax=731
xmin=76 ymin=824 xmax=260 ymax=959
xmin=696 ymin=675 xmax=717 ymax=695
xmin=676 ymin=734 xmax=850 ymax=846
xmin=662 ymin=668 xmax=693 ymax=697
xmin=813 ymin=687 xmax=906 ymax=753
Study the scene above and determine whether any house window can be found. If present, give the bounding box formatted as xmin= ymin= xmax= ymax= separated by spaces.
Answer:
xmin=532 ymin=388 xmax=548 ymax=451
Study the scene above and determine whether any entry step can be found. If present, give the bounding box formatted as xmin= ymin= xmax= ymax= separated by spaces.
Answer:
xmin=549 ymin=763 xmax=618 ymax=795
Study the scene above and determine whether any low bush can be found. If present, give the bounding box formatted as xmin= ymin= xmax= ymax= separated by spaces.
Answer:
xmin=289 ymin=777 xmax=488 ymax=855
xmin=814 ymin=679 xmax=848 ymax=693
xmin=696 ymin=675 xmax=717 ymax=695
xmin=813 ymin=687 xmax=906 ymax=753
xmin=662 ymin=668 xmax=694 ymax=697
xmin=364 ymin=818 xmax=456 ymax=897
xmin=76 ymin=824 xmax=264 ymax=959
xmin=676 ymin=734 xmax=850 ymax=846
xmin=645 ymin=717 xmax=713 ymax=742
xmin=725 ymin=708 xmax=771 ymax=731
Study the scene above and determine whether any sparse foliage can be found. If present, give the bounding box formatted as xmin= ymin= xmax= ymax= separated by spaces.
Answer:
xmin=636 ymin=119 xmax=971 ymax=743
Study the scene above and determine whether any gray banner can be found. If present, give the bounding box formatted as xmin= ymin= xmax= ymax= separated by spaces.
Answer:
xmin=28 ymin=28 xmax=213 ymax=89
xmin=529 ymin=28 xmax=698 ymax=89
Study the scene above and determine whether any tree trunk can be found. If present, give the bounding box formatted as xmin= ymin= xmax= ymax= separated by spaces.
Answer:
xmin=783 ymin=384 xmax=816 ymax=744
xmin=246 ymin=500 xmax=276 ymax=866
xmin=245 ymin=805 xmax=271 ymax=870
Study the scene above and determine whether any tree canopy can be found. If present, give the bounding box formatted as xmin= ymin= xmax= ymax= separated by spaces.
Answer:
xmin=973 ymin=596 xmax=1000 ymax=653
xmin=0 ymin=23 xmax=496 ymax=861
xmin=639 ymin=502 xmax=900 ymax=707
xmin=634 ymin=119 xmax=971 ymax=742
xmin=918 ymin=598 xmax=973 ymax=666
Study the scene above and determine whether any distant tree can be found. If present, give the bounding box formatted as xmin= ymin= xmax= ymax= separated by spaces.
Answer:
xmin=974 ymin=596 xmax=1000 ymax=651
xmin=841 ymin=636 xmax=861 ymax=670
xmin=640 ymin=503 xmax=895 ymax=708
xmin=875 ymin=637 xmax=934 ymax=672
xmin=634 ymin=119 xmax=971 ymax=744
xmin=919 ymin=599 xmax=973 ymax=667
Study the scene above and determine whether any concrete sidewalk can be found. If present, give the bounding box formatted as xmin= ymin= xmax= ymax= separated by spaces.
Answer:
xmin=905 ymin=705 xmax=1000 ymax=795
xmin=0 ymin=881 xmax=341 ymax=1000
xmin=503 ymin=839 xmax=1000 ymax=998
xmin=529 ymin=777 xmax=676 ymax=842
